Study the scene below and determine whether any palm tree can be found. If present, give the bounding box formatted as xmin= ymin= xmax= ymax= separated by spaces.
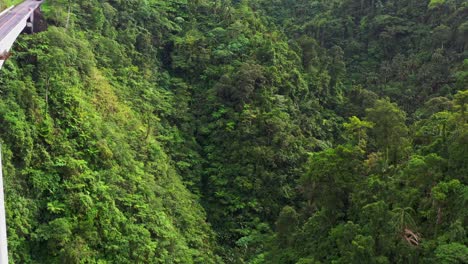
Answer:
xmin=391 ymin=207 xmax=420 ymax=246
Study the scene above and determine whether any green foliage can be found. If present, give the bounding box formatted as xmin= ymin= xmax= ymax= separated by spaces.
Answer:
xmin=343 ymin=116 xmax=374 ymax=149
xmin=0 ymin=0 xmax=466 ymax=263
xmin=0 ymin=2 xmax=220 ymax=263
xmin=429 ymin=0 xmax=447 ymax=10
xmin=365 ymin=99 xmax=410 ymax=166
xmin=435 ymin=243 xmax=468 ymax=263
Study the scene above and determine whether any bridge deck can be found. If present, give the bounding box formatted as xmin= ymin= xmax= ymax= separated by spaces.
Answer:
xmin=0 ymin=0 xmax=42 ymax=42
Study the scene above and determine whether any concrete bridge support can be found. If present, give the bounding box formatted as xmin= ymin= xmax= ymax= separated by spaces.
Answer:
xmin=0 ymin=1 xmax=43 ymax=69
xmin=0 ymin=145 xmax=7 ymax=264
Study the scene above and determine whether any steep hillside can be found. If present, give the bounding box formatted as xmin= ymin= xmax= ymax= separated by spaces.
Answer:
xmin=0 ymin=0 xmax=466 ymax=263
xmin=0 ymin=1 xmax=221 ymax=263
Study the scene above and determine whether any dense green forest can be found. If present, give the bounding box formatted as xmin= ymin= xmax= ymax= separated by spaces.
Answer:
xmin=0 ymin=0 xmax=466 ymax=263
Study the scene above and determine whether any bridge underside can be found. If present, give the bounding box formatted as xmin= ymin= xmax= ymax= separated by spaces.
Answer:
xmin=0 ymin=2 xmax=42 ymax=69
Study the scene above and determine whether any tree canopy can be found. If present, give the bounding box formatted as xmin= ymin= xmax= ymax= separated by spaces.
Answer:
xmin=0 ymin=0 xmax=466 ymax=263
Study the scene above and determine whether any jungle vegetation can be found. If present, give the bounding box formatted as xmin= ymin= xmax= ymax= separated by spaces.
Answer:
xmin=0 ymin=0 xmax=466 ymax=263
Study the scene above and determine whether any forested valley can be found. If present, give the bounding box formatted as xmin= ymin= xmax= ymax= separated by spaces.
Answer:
xmin=0 ymin=0 xmax=466 ymax=263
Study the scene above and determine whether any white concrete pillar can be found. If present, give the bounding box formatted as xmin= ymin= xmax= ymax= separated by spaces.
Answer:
xmin=0 ymin=145 xmax=8 ymax=264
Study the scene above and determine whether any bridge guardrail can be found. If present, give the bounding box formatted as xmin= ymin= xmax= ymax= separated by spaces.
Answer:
xmin=0 ymin=5 xmax=15 ymax=18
